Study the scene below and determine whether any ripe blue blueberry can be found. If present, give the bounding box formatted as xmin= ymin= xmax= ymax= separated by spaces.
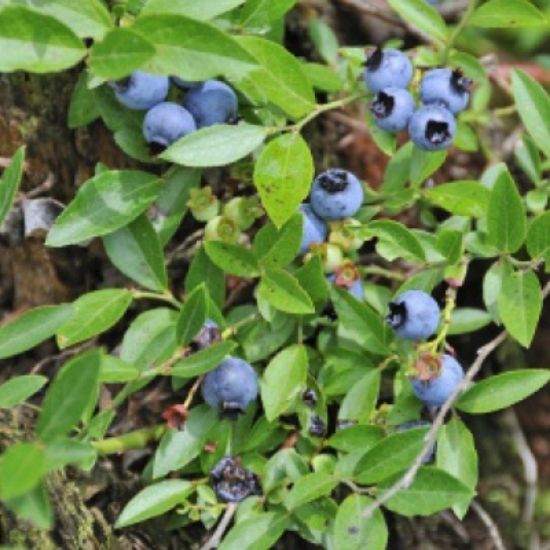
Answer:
xmin=371 ymin=87 xmax=415 ymax=133
xmin=142 ymin=102 xmax=196 ymax=151
xmin=109 ymin=71 xmax=169 ymax=110
xmin=411 ymin=354 xmax=464 ymax=407
xmin=386 ymin=289 xmax=440 ymax=341
xmin=396 ymin=420 xmax=435 ymax=463
xmin=363 ymin=47 xmax=413 ymax=93
xmin=408 ymin=104 xmax=456 ymax=151
xmin=420 ymin=68 xmax=472 ymax=114
xmin=310 ymin=169 xmax=364 ymax=221
xmin=201 ymin=356 xmax=258 ymax=418
xmin=193 ymin=319 xmax=221 ymax=350
xmin=299 ymin=203 xmax=327 ymax=255
xmin=182 ymin=80 xmax=238 ymax=128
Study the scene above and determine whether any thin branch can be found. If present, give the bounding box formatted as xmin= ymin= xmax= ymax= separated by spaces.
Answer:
xmin=362 ymin=280 xmax=550 ymax=520
xmin=470 ymin=500 xmax=506 ymax=550
xmin=200 ymin=502 xmax=238 ymax=550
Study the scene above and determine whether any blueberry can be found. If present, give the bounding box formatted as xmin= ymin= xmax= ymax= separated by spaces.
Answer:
xmin=302 ymin=389 xmax=318 ymax=407
xmin=408 ymin=104 xmax=456 ymax=151
xmin=182 ymin=80 xmax=238 ymax=128
xmin=396 ymin=420 xmax=435 ymax=463
xmin=371 ymin=87 xmax=415 ymax=133
xmin=211 ymin=456 xmax=262 ymax=503
xmin=310 ymin=169 xmax=364 ymax=221
xmin=364 ymin=47 xmax=413 ymax=93
xmin=411 ymin=354 xmax=464 ymax=407
xmin=386 ymin=289 xmax=440 ymax=341
xmin=299 ymin=203 xmax=327 ymax=255
xmin=142 ymin=102 xmax=196 ymax=151
xmin=309 ymin=415 xmax=326 ymax=437
xmin=420 ymin=68 xmax=472 ymax=114
xmin=109 ymin=71 xmax=169 ymax=110
xmin=328 ymin=274 xmax=363 ymax=300
xmin=201 ymin=356 xmax=258 ymax=418
xmin=192 ymin=319 xmax=221 ymax=350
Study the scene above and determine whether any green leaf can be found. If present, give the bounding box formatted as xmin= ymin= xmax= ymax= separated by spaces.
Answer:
xmin=185 ymin=246 xmax=225 ymax=308
xmin=2 ymin=0 xmax=112 ymax=39
xmin=254 ymin=213 xmax=302 ymax=269
xmin=458 ymin=369 xmax=550 ymax=414
xmin=0 ymin=145 xmax=25 ymax=227
xmin=426 ymin=181 xmax=491 ymax=218
xmin=204 ymin=241 xmax=260 ymax=277
xmin=0 ymin=304 xmax=73 ymax=359
xmin=512 ymin=70 xmax=550 ymax=160
xmin=330 ymin=286 xmax=390 ymax=355
xmin=386 ymin=0 xmax=448 ymax=43
xmin=448 ymin=308 xmax=492 ymax=336
xmin=284 ymin=472 xmax=338 ymax=510
xmin=44 ymin=439 xmax=96 ymax=471
xmin=103 ymin=214 xmax=167 ymax=292
xmin=410 ymin=148 xmax=447 ymax=187
xmin=380 ymin=467 xmax=473 ymax=516
xmin=367 ymin=220 xmax=426 ymax=262
xmin=0 ymin=442 xmax=46 ymax=500
xmin=329 ymin=425 xmax=384 ymax=453
xmin=436 ymin=230 xmax=463 ymax=264
xmin=515 ymin=135 xmax=541 ymax=186
xmin=176 ymin=284 xmax=208 ymax=346
xmin=0 ymin=6 xmax=86 ymax=72
xmin=308 ymin=18 xmax=339 ymax=65
xmin=261 ymin=344 xmax=308 ymax=421
xmin=333 ymin=494 xmax=388 ymax=550
xmin=99 ymin=355 xmax=140 ymax=383
xmin=303 ymin=62 xmax=343 ymax=93
xmin=152 ymin=406 xmax=218 ymax=477
xmin=161 ymin=124 xmax=267 ymax=168
xmin=498 ymin=269 xmax=541 ymax=347
xmin=527 ymin=211 xmax=550 ymax=268
xmin=90 ymin=28 xmax=155 ymax=80
xmin=171 ymin=341 xmax=236 ymax=378
xmin=354 ymin=426 xmax=429 ymax=484
xmin=294 ymin=255 xmax=329 ymax=307
xmin=131 ymin=14 xmax=257 ymax=82
xmin=254 ymin=133 xmax=314 ymax=228
xmin=235 ymin=0 xmax=296 ymax=30
xmin=4 ymin=482 xmax=52 ymax=529
xmin=258 ymin=268 xmax=315 ymax=314
xmin=338 ymin=370 xmax=381 ymax=424
xmin=219 ymin=511 xmax=289 ymax=550
xmin=471 ymin=0 xmax=547 ymax=28
xmin=236 ymin=35 xmax=315 ymax=120
xmin=116 ymin=480 xmax=194 ymax=528
xmin=0 ymin=375 xmax=47 ymax=408
xmin=68 ymin=71 xmax=100 ymax=129
xmin=436 ymin=418 xmax=477 ymax=518
xmin=56 ymin=289 xmax=132 ymax=349
xmin=46 ymin=170 xmax=162 ymax=247
xmin=141 ymin=0 xmax=245 ymax=20
xmin=486 ymin=165 xmax=526 ymax=254
xmin=37 ymin=349 xmax=101 ymax=442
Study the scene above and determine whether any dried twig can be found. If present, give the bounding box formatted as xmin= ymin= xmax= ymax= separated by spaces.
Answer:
xmin=200 ymin=502 xmax=238 ymax=550
xmin=362 ymin=280 xmax=550 ymax=520
xmin=470 ymin=500 xmax=506 ymax=550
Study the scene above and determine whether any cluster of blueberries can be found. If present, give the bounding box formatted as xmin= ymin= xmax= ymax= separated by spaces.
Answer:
xmin=364 ymin=47 xmax=472 ymax=151
xmin=299 ymin=168 xmax=365 ymax=298
xmin=109 ymin=71 xmax=238 ymax=152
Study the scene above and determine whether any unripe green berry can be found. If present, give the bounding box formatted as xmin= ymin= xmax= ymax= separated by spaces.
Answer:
xmin=204 ymin=215 xmax=241 ymax=243
xmin=187 ymin=186 xmax=220 ymax=222
xmin=223 ymin=196 xmax=264 ymax=230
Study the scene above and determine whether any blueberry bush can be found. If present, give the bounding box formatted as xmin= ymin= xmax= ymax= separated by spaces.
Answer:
xmin=1 ymin=0 xmax=550 ymax=548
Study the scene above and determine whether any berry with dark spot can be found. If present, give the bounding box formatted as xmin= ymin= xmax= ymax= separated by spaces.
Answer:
xmin=309 ymin=415 xmax=326 ymax=437
xmin=193 ymin=319 xmax=221 ymax=350
xmin=302 ymin=389 xmax=318 ymax=407
xmin=420 ymin=68 xmax=472 ymax=115
xmin=210 ymin=456 xmax=262 ymax=502
xmin=310 ymin=169 xmax=364 ymax=221
xmin=371 ymin=87 xmax=415 ymax=133
xmin=363 ymin=47 xmax=413 ymax=93
xmin=408 ymin=104 xmax=456 ymax=151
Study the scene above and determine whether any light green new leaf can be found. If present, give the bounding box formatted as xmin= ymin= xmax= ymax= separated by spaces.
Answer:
xmin=204 ymin=241 xmax=259 ymax=277
xmin=426 ymin=181 xmax=490 ymax=218
xmin=90 ymin=28 xmax=155 ymax=80
xmin=367 ymin=220 xmax=426 ymax=262
xmin=161 ymin=124 xmax=267 ymax=168
xmin=68 ymin=72 xmax=100 ymax=129
xmin=498 ymin=269 xmax=541 ymax=347
xmin=37 ymin=349 xmax=101 ymax=442
xmin=0 ymin=6 xmax=86 ymax=73
xmin=527 ymin=211 xmax=550 ymax=269
xmin=254 ymin=133 xmax=314 ymax=228
xmin=386 ymin=0 xmax=448 ymax=42
xmin=57 ymin=289 xmax=133 ymax=349
xmin=0 ymin=304 xmax=73 ymax=359
xmin=116 ymin=480 xmax=194 ymax=528
xmin=261 ymin=345 xmax=308 ymax=421
xmin=486 ymin=165 xmax=526 ymax=254
xmin=103 ymin=214 xmax=167 ymax=292
xmin=338 ymin=369 xmax=381 ymax=424
xmin=284 ymin=472 xmax=338 ymax=510
xmin=0 ymin=442 xmax=46 ymax=500
xmin=46 ymin=170 xmax=162 ymax=247
xmin=511 ymin=70 xmax=550 ymax=160
xmin=471 ymin=0 xmax=548 ymax=28
xmin=219 ymin=511 xmax=289 ymax=550
xmin=0 ymin=146 xmax=25 ymax=227
xmin=176 ymin=284 xmax=208 ymax=346
xmin=0 ymin=375 xmax=47 ymax=408
xmin=458 ymin=369 xmax=550 ymax=414
xmin=141 ymin=0 xmax=245 ymax=20
xmin=258 ymin=268 xmax=315 ymax=314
